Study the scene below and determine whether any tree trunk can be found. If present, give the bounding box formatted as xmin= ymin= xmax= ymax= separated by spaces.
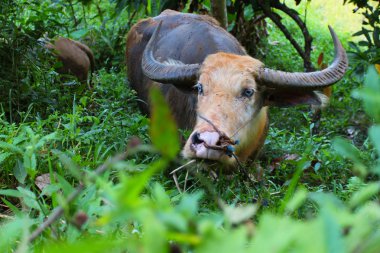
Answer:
xmin=211 ymin=0 xmax=227 ymax=29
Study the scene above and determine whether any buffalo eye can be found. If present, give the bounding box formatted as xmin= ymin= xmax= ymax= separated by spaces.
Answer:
xmin=195 ymin=83 xmax=204 ymax=95
xmin=242 ymin=88 xmax=255 ymax=98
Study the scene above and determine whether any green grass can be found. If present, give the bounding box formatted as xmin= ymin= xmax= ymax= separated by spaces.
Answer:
xmin=1 ymin=0 xmax=380 ymax=252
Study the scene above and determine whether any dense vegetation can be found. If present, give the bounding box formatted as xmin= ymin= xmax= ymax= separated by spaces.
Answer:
xmin=0 ymin=0 xmax=379 ymax=252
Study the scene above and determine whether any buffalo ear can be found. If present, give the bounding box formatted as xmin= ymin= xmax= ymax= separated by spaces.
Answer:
xmin=263 ymin=89 xmax=328 ymax=107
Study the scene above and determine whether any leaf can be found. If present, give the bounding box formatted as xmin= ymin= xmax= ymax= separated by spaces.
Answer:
xmin=0 ymin=216 xmax=33 ymax=251
xmin=358 ymin=40 xmax=369 ymax=47
xmin=0 ymin=152 xmax=11 ymax=165
xmin=1 ymin=198 xmax=22 ymax=216
xmin=55 ymin=174 xmax=75 ymax=197
xmin=17 ymin=187 xmax=40 ymax=210
xmin=13 ymin=159 xmax=27 ymax=184
xmin=374 ymin=27 xmax=380 ymax=47
xmin=177 ymin=192 xmax=203 ymax=218
xmin=317 ymin=52 xmax=324 ymax=66
xmin=285 ymin=188 xmax=308 ymax=214
xmin=353 ymin=66 xmax=380 ymax=122
xmin=0 ymin=141 xmax=22 ymax=154
xmin=149 ymin=87 xmax=179 ymax=159
xmin=0 ymin=189 xmax=23 ymax=198
xmin=119 ymin=159 xmax=168 ymax=209
xmin=23 ymin=152 xmax=37 ymax=177
xmin=349 ymin=183 xmax=380 ymax=208
xmin=70 ymin=29 xmax=89 ymax=40
xmin=35 ymin=132 xmax=58 ymax=149
xmin=348 ymin=41 xmax=361 ymax=52
xmin=333 ymin=137 xmax=363 ymax=165
xmin=369 ymin=125 xmax=380 ymax=158
xmin=198 ymin=227 xmax=248 ymax=253
xmin=320 ymin=207 xmax=345 ymax=253
xmin=376 ymin=64 xmax=380 ymax=74
xmin=53 ymin=150 xmax=81 ymax=179
xmin=278 ymin=160 xmax=308 ymax=214
xmin=223 ymin=204 xmax=257 ymax=224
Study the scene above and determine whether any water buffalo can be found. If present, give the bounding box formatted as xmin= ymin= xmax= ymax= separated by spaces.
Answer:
xmin=40 ymin=37 xmax=95 ymax=85
xmin=126 ymin=10 xmax=347 ymax=163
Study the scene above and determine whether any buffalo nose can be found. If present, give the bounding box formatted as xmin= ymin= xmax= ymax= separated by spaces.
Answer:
xmin=191 ymin=132 xmax=203 ymax=144
xmin=189 ymin=131 xmax=223 ymax=160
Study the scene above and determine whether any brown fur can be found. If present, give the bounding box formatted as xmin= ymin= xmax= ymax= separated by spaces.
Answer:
xmin=126 ymin=10 xmax=325 ymax=164
xmin=182 ymin=53 xmax=269 ymax=163
xmin=46 ymin=37 xmax=95 ymax=84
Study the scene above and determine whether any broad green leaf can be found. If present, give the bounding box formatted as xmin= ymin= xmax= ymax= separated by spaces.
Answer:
xmin=349 ymin=183 xmax=380 ymax=208
xmin=333 ymin=137 xmax=362 ymax=162
xmin=149 ymin=87 xmax=179 ymax=159
xmin=152 ymin=183 xmax=171 ymax=209
xmin=17 ymin=187 xmax=40 ymax=210
xmin=333 ymin=137 xmax=367 ymax=176
xmin=55 ymin=174 xmax=75 ymax=197
xmin=0 ymin=152 xmax=11 ymax=165
xmin=177 ymin=192 xmax=203 ymax=218
xmin=249 ymin=214 xmax=324 ymax=253
xmin=352 ymin=65 xmax=380 ymax=122
xmin=39 ymin=237 xmax=125 ymax=253
xmin=14 ymin=159 xmax=27 ymax=184
xmin=0 ymin=189 xmax=23 ymax=198
xmin=279 ymin=160 xmax=309 ymax=214
xmin=119 ymin=159 xmax=168 ymax=209
xmin=0 ymin=141 xmax=22 ymax=154
xmin=70 ymin=29 xmax=89 ymax=40
xmin=198 ymin=227 xmax=248 ymax=253
xmin=0 ymin=216 xmax=33 ymax=252
xmin=141 ymin=212 xmax=168 ymax=253
xmin=23 ymin=152 xmax=37 ymax=177
xmin=1 ymin=198 xmax=22 ymax=216
xmin=285 ymin=187 xmax=308 ymax=215
xmin=53 ymin=150 xmax=81 ymax=179
xmin=369 ymin=125 xmax=380 ymax=157
xmin=35 ymin=132 xmax=58 ymax=149
xmin=320 ymin=207 xmax=345 ymax=253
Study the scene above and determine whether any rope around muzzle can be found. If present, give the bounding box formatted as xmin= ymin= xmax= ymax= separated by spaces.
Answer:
xmin=197 ymin=114 xmax=262 ymax=200
xmin=197 ymin=114 xmax=240 ymax=157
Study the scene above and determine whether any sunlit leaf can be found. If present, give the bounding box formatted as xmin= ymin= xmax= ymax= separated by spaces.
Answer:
xmin=0 ymin=141 xmax=22 ymax=154
xmin=149 ymin=87 xmax=179 ymax=159
xmin=349 ymin=183 xmax=380 ymax=208
xmin=0 ymin=152 xmax=11 ymax=165
xmin=14 ymin=159 xmax=27 ymax=184
xmin=369 ymin=125 xmax=380 ymax=157
xmin=285 ymin=188 xmax=308 ymax=214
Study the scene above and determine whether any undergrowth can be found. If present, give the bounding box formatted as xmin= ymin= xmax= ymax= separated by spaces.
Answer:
xmin=1 ymin=0 xmax=380 ymax=252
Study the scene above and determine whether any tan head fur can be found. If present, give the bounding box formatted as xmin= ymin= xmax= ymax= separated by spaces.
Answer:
xmin=182 ymin=53 xmax=269 ymax=163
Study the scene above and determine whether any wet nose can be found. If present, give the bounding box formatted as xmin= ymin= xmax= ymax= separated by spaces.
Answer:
xmin=191 ymin=131 xmax=221 ymax=146
xmin=191 ymin=132 xmax=203 ymax=144
xmin=189 ymin=131 xmax=224 ymax=160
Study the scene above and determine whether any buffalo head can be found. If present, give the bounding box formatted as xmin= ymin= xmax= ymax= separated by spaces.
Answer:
xmin=134 ymin=14 xmax=347 ymax=164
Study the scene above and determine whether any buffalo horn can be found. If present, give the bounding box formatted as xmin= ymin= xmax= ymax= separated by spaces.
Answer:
xmin=142 ymin=21 xmax=201 ymax=85
xmin=257 ymin=26 xmax=348 ymax=90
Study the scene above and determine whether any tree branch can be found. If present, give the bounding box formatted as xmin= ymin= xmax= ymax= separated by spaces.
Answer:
xmin=257 ymin=0 xmax=314 ymax=71
xmin=272 ymin=1 xmax=314 ymax=71
xmin=211 ymin=0 xmax=228 ymax=29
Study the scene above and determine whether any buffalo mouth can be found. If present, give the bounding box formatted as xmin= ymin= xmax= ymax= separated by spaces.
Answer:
xmin=188 ymin=131 xmax=237 ymax=161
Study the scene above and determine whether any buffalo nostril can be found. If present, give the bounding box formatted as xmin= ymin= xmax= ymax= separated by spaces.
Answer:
xmin=191 ymin=132 xmax=203 ymax=144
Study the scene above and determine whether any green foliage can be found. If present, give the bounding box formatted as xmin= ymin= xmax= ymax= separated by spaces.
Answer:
xmin=346 ymin=1 xmax=380 ymax=77
xmin=1 ymin=1 xmax=380 ymax=252
xmin=149 ymin=87 xmax=180 ymax=160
